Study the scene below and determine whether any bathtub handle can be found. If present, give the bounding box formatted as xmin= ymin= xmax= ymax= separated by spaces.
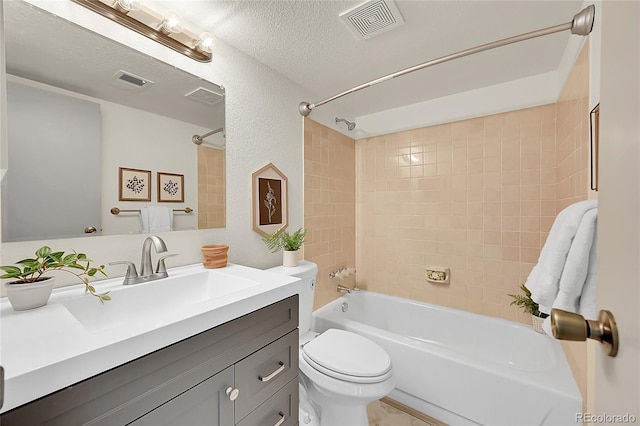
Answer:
xmin=273 ymin=412 xmax=285 ymax=426
xmin=259 ymin=361 xmax=285 ymax=382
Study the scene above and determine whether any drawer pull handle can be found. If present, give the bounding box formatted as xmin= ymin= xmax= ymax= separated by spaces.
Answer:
xmin=225 ymin=387 xmax=240 ymax=401
xmin=259 ymin=361 xmax=285 ymax=382
xmin=274 ymin=412 xmax=285 ymax=426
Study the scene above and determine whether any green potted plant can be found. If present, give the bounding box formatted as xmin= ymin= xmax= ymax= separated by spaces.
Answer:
xmin=1 ymin=246 xmax=110 ymax=311
xmin=262 ymin=227 xmax=307 ymax=267
xmin=508 ymin=284 xmax=548 ymax=333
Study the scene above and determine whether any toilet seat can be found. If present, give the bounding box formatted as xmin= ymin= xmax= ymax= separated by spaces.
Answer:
xmin=301 ymin=329 xmax=392 ymax=384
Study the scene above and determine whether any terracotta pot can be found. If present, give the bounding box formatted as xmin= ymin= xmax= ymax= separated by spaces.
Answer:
xmin=5 ymin=277 xmax=55 ymax=311
xmin=283 ymin=250 xmax=299 ymax=267
xmin=201 ymin=244 xmax=229 ymax=268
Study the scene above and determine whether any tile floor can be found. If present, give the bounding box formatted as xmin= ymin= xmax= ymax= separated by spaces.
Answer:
xmin=367 ymin=400 xmax=435 ymax=426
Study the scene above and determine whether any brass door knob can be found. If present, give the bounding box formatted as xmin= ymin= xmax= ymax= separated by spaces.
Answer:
xmin=550 ymin=308 xmax=619 ymax=357
xmin=84 ymin=226 xmax=97 ymax=234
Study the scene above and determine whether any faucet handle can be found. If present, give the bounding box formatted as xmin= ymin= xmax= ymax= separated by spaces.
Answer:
xmin=156 ymin=254 xmax=178 ymax=274
xmin=109 ymin=261 xmax=139 ymax=285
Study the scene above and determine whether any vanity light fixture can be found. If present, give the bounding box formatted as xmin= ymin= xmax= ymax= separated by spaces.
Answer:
xmin=71 ymin=0 xmax=215 ymax=62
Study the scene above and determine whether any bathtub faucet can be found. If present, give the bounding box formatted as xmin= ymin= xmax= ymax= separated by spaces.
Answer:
xmin=337 ymin=284 xmax=358 ymax=294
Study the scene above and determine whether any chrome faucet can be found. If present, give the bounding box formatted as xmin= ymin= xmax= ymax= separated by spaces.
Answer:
xmin=140 ymin=235 xmax=167 ymax=277
xmin=110 ymin=235 xmax=177 ymax=285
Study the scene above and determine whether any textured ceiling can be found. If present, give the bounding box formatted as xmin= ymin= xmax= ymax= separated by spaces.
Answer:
xmin=155 ymin=0 xmax=584 ymax=117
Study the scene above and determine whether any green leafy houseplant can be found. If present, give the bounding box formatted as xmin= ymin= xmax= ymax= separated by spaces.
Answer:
xmin=1 ymin=246 xmax=111 ymax=302
xmin=508 ymin=284 xmax=548 ymax=318
xmin=262 ymin=227 xmax=307 ymax=252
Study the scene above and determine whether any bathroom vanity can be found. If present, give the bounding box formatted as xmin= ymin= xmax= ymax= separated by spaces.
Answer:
xmin=0 ymin=264 xmax=300 ymax=425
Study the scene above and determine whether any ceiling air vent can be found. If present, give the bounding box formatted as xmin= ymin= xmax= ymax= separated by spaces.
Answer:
xmin=110 ymin=70 xmax=154 ymax=91
xmin=185 ymin=87 xmax=224 ymax=105
xmin=339 ymin=0 xmax=405 ymax=40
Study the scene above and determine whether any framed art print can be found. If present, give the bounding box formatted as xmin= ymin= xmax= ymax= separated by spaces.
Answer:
xmin=251 ymin=163 xmax=288 ymax=236
xmin=119 ymin=167 xmax=151 ymax=201
xmin=157 ymin=172 xmax=185 ymax=202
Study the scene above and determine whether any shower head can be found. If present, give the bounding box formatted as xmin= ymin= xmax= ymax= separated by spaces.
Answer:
xmin=335 ymin=117 xmax=356 ymax=131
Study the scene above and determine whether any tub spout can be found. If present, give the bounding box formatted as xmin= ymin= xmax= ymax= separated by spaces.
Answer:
xmin=337 ymin=284 xmax=358 ymax=294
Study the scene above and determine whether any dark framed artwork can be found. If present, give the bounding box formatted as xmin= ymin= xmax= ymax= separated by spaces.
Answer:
xmin=157 ymin=172 xmax=185 ymax=202
xmin=251 ymin=163 xmax=288 ymax=236
xmin=119 ymin=167 xmax=151 ymax=201
xmin=590 ymin=103 xmax=600 ymax=191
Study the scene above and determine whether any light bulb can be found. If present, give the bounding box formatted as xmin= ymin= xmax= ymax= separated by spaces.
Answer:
xmin=113 ymin=0 xmax=139 ymax=13
xmin=159 ymin=10 xmax=184 ymax=34
xmin=195 ymin=32 xmax=215 ymax=54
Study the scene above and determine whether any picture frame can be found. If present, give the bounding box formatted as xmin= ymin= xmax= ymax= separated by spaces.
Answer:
xmin=590 ymin=103 xmax=600 ymax=191
xmin=252 ymin=163 xmax=288 ymax=236
xmin=157 ymin=172 xmax=185 ymax=202
xmin=119 ymin=167 xmax=151 ymax=201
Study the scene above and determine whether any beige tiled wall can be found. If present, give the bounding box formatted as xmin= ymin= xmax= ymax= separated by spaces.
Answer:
xmin=303 ymin=45 xmax=590 ymax=325
xmin=556 ymin=43 xmax=592 ymax=210
xmin=303 ymin=118 xmax=356 ymax=309
xmin=197 ymin=145 xmax=226 ymax=229
xmin=355 ymin=105 xmax=556 ymax=323
xmin=554 ymin=43 xmax=591 ymax=410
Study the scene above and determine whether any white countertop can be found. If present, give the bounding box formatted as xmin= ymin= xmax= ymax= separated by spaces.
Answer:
xmin=0 ymin=263 xmax=300 ymax=414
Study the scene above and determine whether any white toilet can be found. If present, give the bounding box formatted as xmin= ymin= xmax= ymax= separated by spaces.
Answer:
xmin=268 ymin=261 xmax=395 ymax=426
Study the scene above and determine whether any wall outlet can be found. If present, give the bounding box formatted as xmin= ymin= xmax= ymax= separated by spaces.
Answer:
xmin=426 ymin=266 xmax=450 ymax=284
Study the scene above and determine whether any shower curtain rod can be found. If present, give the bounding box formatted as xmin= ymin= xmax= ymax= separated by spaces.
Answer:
xmin=299 ymin=5 xmax=595 ymax=117
xmin=192 ymin=127 xmax=224 ymax=145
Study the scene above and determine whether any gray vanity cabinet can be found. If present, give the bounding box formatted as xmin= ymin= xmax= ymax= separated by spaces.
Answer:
xmin=130 ymin=365 xmax=235 ymax=426
xmin=1 ymin=295 xmax=299 ymax=426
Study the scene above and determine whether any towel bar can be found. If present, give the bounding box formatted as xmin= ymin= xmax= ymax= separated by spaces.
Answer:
xmin=111 ymin=207 xmax=193 ymax=215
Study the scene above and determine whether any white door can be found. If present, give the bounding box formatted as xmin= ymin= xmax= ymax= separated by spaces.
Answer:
xmin=594 ymin=0 xmax=639 ymax=418
xmin=2 ymin=81 xmax=101 ymax=242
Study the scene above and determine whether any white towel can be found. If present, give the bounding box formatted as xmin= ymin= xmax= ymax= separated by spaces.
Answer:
xmin=541 ymin=208 xmax=598 ymax=334
xmin=139 ymin=206 xmax=174 ymax=233
xmin=525 ymin=200 xmax=598 ymax=315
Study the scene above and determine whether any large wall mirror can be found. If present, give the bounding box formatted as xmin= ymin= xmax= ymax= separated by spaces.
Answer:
xmin=1 ymin=0 xmax=226 ymax=243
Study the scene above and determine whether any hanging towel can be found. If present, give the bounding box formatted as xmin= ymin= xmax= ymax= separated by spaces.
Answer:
xmin=541 ymin=208 xmax=598 ymax=334
xmin=139 ymin=206 xmax=174 ymax=233
xmin=524 ymin=200 xmax=597 ymax=315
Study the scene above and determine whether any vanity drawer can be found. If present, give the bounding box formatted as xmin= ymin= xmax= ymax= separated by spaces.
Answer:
xmin=235 ymin=329 xmax=299 ymax=421
xmin=236 ymin=377 xmax=299 ymax=426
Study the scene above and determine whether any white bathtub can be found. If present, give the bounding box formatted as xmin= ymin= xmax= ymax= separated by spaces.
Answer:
xmin=312 ymin=291 xmax=581 ymax=426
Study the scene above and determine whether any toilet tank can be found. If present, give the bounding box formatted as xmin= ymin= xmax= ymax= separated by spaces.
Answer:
xmin=267 ymin=261 xmax=318 ymax=335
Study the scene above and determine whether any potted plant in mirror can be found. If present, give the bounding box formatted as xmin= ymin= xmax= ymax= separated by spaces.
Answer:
xmin=262 ymin=227 xmax=307 ymax=267
xmin=1 ymin=246 xmax=110 ymax=311
xmin=508 ymin=284 xmax=549 ymax=333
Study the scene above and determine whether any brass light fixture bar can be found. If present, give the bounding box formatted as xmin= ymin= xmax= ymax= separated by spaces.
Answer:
xmin=71 ymin=0 xmax=213 ymax=62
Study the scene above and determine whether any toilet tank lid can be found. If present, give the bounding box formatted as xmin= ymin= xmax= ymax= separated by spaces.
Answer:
xmin=267 ymin=261 xmax=318 ymax=280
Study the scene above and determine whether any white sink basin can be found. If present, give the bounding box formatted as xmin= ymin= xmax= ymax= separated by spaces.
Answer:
xmin=61 ymin=269 xmax=261 ymax=331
